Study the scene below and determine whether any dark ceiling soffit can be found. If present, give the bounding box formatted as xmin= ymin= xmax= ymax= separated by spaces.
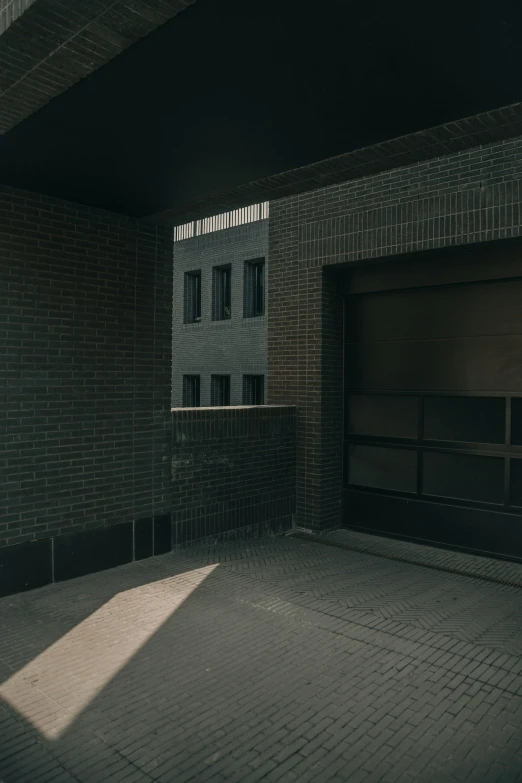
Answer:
xmin=144 ymin=102 xmax=522 ymax=227
xmin=0 ymin=0 xmax=198 ymax=134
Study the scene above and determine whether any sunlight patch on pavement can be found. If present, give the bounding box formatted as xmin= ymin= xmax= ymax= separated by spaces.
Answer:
xmin=0 ymin=564 xmax=218 ymax=740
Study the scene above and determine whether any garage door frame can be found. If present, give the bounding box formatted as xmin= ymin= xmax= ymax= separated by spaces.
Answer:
xmin=341 ymin=239 xmax=522 ymax=562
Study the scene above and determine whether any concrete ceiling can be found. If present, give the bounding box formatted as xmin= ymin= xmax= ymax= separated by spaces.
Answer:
xmin=0 ymin=0 xmax=521 ymax=221
xmin=0 ymin=0 xmax=196 ymax=133
xmin=145 ymin=102 xmax=522 ymax=225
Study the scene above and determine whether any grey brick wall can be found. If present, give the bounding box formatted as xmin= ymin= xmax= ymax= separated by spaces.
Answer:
xmin=172 ymin=220 xmax=268 ymax=408
xmin=171 ymin=405 xmax=296 ymax=546
xmin=268 ymin=132 xmax=522 ymax=533
xmin=0 ymin=184 xmax=173 ymax=549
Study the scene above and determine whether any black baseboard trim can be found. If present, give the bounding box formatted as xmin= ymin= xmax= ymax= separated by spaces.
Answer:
xmin=0 ymin=513 xmax=173 ymax=599
xmin=0 ymin=538 xmax=53 ymax=597
xmin=135 ymin=517 xmax=153 ymax=561
xmin=0 ymin=513 xmax=295 ymax=598
xmin=54 ymin=523 xmax=134 ymax=583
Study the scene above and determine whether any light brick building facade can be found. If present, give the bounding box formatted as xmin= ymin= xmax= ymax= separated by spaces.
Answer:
xmin=171 ymin=214 xmax=268 ymax=408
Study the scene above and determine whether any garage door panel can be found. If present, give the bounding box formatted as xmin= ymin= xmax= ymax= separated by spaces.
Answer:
xmin=348 ymin=444 xmax=417 ymax=493
xmin=352 ymin=279 xmax=522 ymax=342
xmin=346 ymin=394 xmax=418 ymax=438
xmin=423 ymin=396 xmax=505 ymax=444
xmin=343 ymin=254 xmax=522 ymax=560
xmin=422 ymin=451 xmax=505 ymax=505
xmin=344 ymin=489 xmax=522 ymax=560
xmin=510 ymin=399 xmax=522 ymax=445
xmin=510 ymin=460 xmax=522 ymax=507
xmin=343 ymin=240 xmax=522 ymax=296
xmin=346 ymin=336 xmax=522 ymax=393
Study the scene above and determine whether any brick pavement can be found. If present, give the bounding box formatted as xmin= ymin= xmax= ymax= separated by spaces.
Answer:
xmin=322 ymin=530 xmax=522 ymax=588
xmin=1 ymin=535 xmax=522 ymax=783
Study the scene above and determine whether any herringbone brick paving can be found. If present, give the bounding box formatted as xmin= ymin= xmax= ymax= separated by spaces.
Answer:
xmin=323 ymin=530 xmax=522 ymax=586
xmin=1 ymin=535 xmax=522 ymax=782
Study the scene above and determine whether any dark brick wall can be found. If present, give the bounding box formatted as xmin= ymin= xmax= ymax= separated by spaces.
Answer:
xmin=171 ymin=406 xmax=296 ymax=546
xmin=0 ymin=0 xmax=197 ymax=133
xmin=0 ymin=184 xmax=173 ymax=594
xmin=0 ymin=0 xmax=35 ymax=34
xmin=268 ymin=133 xmax=522 ymax=533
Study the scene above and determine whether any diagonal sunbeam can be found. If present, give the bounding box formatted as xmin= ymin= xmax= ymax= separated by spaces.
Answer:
xmin=0 ymin=564 xmax=218 ymax=740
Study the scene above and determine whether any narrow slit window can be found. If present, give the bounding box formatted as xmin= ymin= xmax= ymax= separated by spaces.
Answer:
xmin=182 ymin=375 xmax=200 ymax=407
xmin=184 ymin=270 xmax=201 ymax=323
xmin=244 ymin=259 xmax=265 ymax=317
xmin=212 ymin=265 xmax=232 ymax=320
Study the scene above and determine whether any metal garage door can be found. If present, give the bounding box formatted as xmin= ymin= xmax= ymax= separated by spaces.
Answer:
xmin=343 ymin=243 xmax=522 ymax=560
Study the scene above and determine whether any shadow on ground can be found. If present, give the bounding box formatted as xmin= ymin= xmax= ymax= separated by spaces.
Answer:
xmin=1 ymin=537 xmax=522 ymax=783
